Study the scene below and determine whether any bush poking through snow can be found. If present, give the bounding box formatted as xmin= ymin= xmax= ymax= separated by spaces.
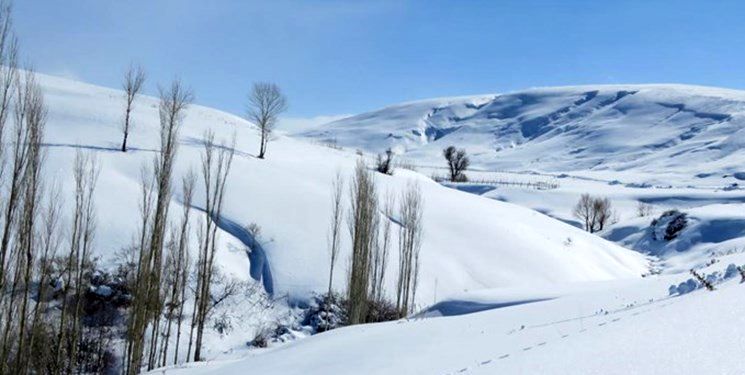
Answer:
xmin=376 ymin=148 xmax=394 ymax=175
xmin=212 ymin=312 xmax=233 ymax=336
xmin=636 ymin=202 xmax=654 ymax=217
xmin=366 ymin=297 xmax=402 ymax=322
xmin=668 ymin=265 xmax=745 ymax=296
xmin=303 ymin=292 xmax=401 ymax=334
xmin=250 ymin=329 xmax=270 ymax=348
xmin=690 ymin=269 xmax=715 ymax=291
xmin=651 ymin=210 xmax=688 ymax=241
xmin=304 ymin=293 xmax=347 ymax=333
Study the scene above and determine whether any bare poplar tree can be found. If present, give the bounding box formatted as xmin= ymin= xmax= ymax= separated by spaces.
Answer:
xmin=121 ymin=64 xmax=146 ymax=152
xmin=395 ymin=183 xmax=423 ymax=316
xmin=159 ymin=171 xmax=194 ymax=367
xmin=191 ymin=130 xmax=234 ymax=361
xmin=27 ymin=182 xmax=62 ymax=373
xmin=5 ymin=69 xmax=46 ymax=374
xmin=346 ymin=159 xmax=379 ymax=324
xmin=127 ymin=79 xmax=192 ymax=375
xmin=370 ymin=191 xmax=394 ymax=303
xmin=327 ymin=171 xmax=343 ymax=297
xmin=246 ymin=82 xmax=287 ymax=159
xmin=57 ymin=150 xmax=98 ymax=374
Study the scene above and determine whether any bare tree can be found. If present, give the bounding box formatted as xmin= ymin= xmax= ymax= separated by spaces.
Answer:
xmin=395 ymin=183 xmax=423 ymax=316
xmin=246 ymin=82 xmax=287 ymax=159
xmin=346 ymin=159 xmax=378 ymax=324
xmin=593 ymin=197 xmax=613 ymax=232
xmin=573 ymin=193 xmax=594 ymax=232
xmin=191 ymin=130 xmax=234 ymax=361
xmin=159 ymin=171 xmax=194 ymax=367
xmin=636 ymin=201 xmax=653 ymax=217
xmin=370 ymin=191 xmax=394 ymax=302
xmin=126 ymin=79 xmax=192 ymax=375
xmin=121 ymin=64 xmax=146 ymax=152
xmin=327 ymin=171 xmax=343 ymax=297
xmin=573 ymin=194 xmax=613 ymax=233
xmin=55 ymin=150 xmax=98 ymax=374
xmin=2 ymin=69 xmax=47 ymax=374
xmin=443 ymin=146 xmax=469 ymax=182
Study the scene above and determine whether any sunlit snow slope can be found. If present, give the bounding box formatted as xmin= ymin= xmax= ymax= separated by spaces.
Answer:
xmin=304 ymin=85 xmax=745 ymax=179
xmin=38 ymin=74 xmax=648 ymax=307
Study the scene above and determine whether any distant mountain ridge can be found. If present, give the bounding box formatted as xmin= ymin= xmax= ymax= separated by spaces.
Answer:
xmin=303 ymin=84 xmax=745 ymax=177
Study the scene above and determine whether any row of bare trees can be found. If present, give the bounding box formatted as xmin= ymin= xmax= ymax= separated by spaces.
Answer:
xmin=0 ymin=2 xmax=115 ymax=372
xmin=328 ymin=160 xmax=425 ymax=324
xmin=0 ymin=2 xmax=254 ymax=373
xmin=119 ymin=67 xmax=286 ymax=161
xmin=122 ymin=76 xmax=238 ymax=373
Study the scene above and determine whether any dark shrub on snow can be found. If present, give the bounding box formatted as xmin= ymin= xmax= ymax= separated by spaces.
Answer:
xmin=365 ymin=298 xmax=402 ymax=323
xmin=303 ymin=292 xmax=401 ymax=333
xmin=304 ymin=293 xmax=347 ymax=333
xmin=376 ymin=148 xmax=394 ymax=175
xmin=651 ymin=210 xmax=688 ymax=241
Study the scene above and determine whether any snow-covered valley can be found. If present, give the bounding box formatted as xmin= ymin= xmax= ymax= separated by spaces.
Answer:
xmin=18 ymin=74 xmax=745 ymax=374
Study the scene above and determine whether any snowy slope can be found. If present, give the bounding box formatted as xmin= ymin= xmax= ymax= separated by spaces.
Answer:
xmin=153 ymin=253 xmax=745 ymax=375
xmin=303 ymin=84 xmax=745 ymax=183
xmin=38 ymin=73 xmax=648 ymax=310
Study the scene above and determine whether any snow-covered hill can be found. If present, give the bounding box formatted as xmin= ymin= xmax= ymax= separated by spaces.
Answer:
xmin=303 ymin=84 xmax=745 ymax=183
xmin=38 ymin=73 xmax=647 ymax=309
xmin=40 ymin=73 xmax=745 ymax=373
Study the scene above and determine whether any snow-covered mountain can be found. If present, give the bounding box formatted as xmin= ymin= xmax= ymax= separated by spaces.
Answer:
xmin=303 ymin=85 xmax=745 ymax=181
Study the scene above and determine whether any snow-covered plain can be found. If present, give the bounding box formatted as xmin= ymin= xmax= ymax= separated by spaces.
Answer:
xmin=36 ymin=74 xmax=745 ymax=373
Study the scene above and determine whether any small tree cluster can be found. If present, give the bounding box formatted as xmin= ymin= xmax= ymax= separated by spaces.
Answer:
xmin=376 ymin=148 xmax=394 ymax=175
xmin=346 ymin=160 xmax=379 ymax=324
xmin=395 ymin=183 xmax=423 ymax=316
xmin=443 ymin=146 xmax=469 ymax=182
xmin=573 ymin=194 xmax=614 ymax=233
xmin=331 ymin=160 xmax=425 ymax=326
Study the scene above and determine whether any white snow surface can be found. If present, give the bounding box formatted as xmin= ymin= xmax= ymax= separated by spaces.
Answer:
xmin=303 ymin=84 xmax=745 ymax=185
xmin=156 ymin=255 xmax=745 ymax=375
xmin=37 ymin=73 xmax=647 ymax=307
xmin=39 ymin=73 xmax=745 ymax=373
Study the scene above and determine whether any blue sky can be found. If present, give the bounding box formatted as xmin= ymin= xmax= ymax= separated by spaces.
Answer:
xmin=14 ymin=0 xmax=745 ymax=120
